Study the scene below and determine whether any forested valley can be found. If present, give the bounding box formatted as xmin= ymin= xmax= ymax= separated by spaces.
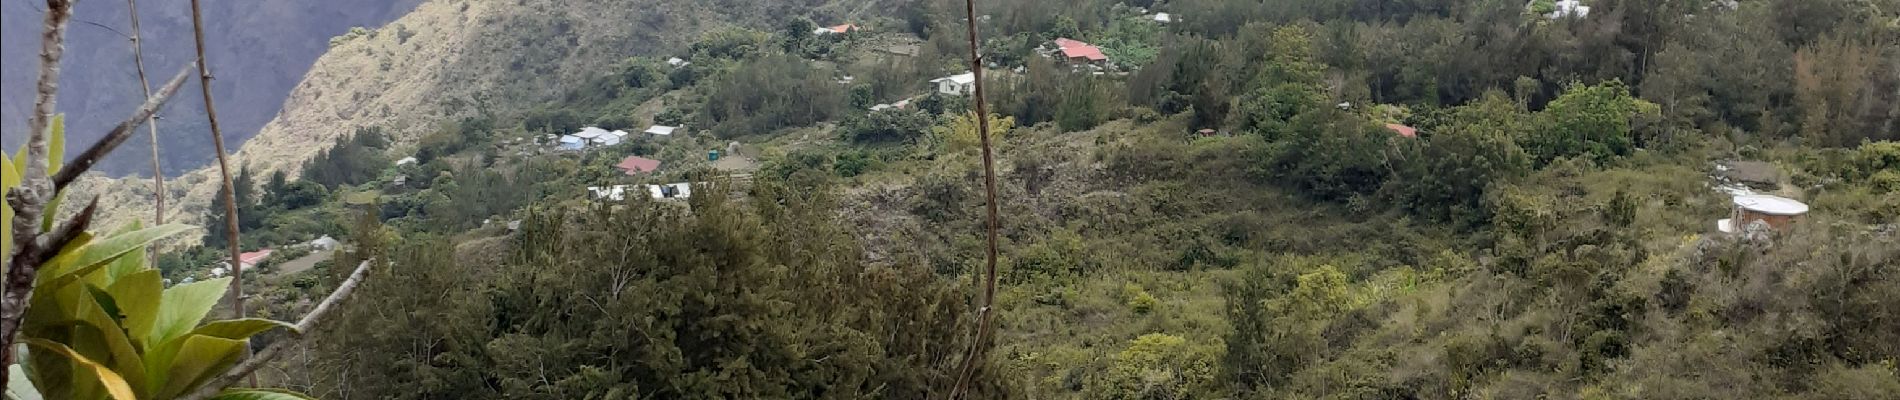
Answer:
xmin=5 ymin=0 xmax=1898 ymax=399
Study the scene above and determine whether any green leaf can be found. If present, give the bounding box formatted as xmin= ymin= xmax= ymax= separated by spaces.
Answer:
xmin=149 ymin=277 xmax=232 ymax=348
xmin=207 ymin=388 xmax=319 ymax=400
xmin=154 ymin=335 xmax=246 ymax=399
xmin=1 ymin=151 xmax=12 ymax=268
xmin=74 ymin=284 xmax=152 ymax=395
xmin=191 ymin=318 xmax=298 ymax=340
xmin=108 ymin=270 xmax=165 ymax=348
xmin=40 ymin=223 xmax=192 ymax=287
xmin=22 ymin=338 xmax=139 ymax=400
xmin=48 ymin=114 xmax=65 ymax=176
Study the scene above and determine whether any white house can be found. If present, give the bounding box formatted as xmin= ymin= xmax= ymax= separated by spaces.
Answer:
xmin=588 ymin=185 xmax=635 ymax=201
xmin=557 ymin=135 xmax=586 ymax=151
xmin=644 ymin=125 xmax=679 ymax=136
xmin=574 ymin=126 xmax=610 ymax=140
xmin=395 ymin=157 xmax=418 ymax=166
xmin=930 ymin=72 xmax=977 ymax=96
xmin=667 ymin=57 xmax=690 ymax=68
xmin=1153 ymin=13 xmax=1172 ymax=23
xmin=648 ymin=183 xmax=693 ymax=200
xmin=1549 ymin=0 xmax=1590 ymax=18
xmin=308 ymin=235 xmax=341 ymax=250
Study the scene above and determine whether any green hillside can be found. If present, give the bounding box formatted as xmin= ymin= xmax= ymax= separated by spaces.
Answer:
xmin=81 ymin=0 xmax=1900 ymax=398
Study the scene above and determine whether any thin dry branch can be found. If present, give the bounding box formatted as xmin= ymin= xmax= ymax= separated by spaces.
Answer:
xmin=177 ymin=260 xmax=376 ymax=400
xmin=127 ymin=0 xmax=168 ymax=232
xmin=946 ymin=0 xmax=1002 ymax=396
xmin=185 ymin=0 xmax=248 ymax=335
xmin=1 ymin=0 xmax=75 ymax=387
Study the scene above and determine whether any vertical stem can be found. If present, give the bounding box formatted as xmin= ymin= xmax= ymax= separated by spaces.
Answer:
xmin=948 ymin=0 xmax=1000 ymax=396
xmin=1 ymin=0 xmax=73 ymax=388
xmin=186 ymin=0 xmax=250 ymax=377
xmin=127 ymin=0 xmax=165 ymax=247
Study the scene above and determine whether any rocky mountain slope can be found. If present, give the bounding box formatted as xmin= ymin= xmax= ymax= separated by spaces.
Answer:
xmin=0 ymin=0 xmax=423 ymax=176
xmin=64 ymin=0 xmax=885 ymax=242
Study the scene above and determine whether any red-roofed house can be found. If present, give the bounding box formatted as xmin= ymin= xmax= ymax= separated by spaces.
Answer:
xmin=213 ymin=249 xmax=274 ymax=277
xmin=815 ymin=24 xmax=859 ymax=35
xmin=616 ymin=155 xmax=662 ymax=175
xmin=1385 ymin=123 xmax=1419 ymax=138
xmin=239 ymin=249 xmax=273 ymax=268
xmin=1053 ymin=38 xmax=1107 ymax=64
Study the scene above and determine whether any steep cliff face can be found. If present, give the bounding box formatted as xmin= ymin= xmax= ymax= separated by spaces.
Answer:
xmin=0 ymin=0 xmax=424 ymax=176
xmin=64 ymin=0 xmax=852 ymax=242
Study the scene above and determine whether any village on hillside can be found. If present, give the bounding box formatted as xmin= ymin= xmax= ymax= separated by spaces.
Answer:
xmin=175 ymin=0 xmax=1817 ymax=291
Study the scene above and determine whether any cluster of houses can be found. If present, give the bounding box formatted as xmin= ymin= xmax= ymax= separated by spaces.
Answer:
xmin=552 ymin=125 xmax=681 ymax=151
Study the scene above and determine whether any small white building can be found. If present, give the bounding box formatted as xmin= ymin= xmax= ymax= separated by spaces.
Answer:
xmin=648 ymin=183 xmax=693 ymax=200
xmin=588 ymin=185 xmax=635 ymax=201
xmin=667 ymin=57 xmax=690 ymax=68
xmin=574 ymin=127 xmax=610 ymax=140
xmin=308 ymin=235 xmax=341 ymax=250
xmin=644 ymin=125 xmax=680 ymax=136
xmin=395 ymin=157 xmax=418 ymax=166
xmin=931 ymin=72 xmax=977 ymax=96
xmin=1152 ymin=13 xmax=1172 ymax=23
xmin=557 ymin=135 xmax=586 ymax=151
xmin=1549 ymin=0 xmax=1590 ymax=18
xmin=1717 ymin=194 xmax=1809 ymax=234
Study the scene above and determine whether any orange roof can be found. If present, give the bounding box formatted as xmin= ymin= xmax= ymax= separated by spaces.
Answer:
xmin=826 ymin=24 xmax=858 ymax=33
xmin=239 ymin=249 xmax=273 ymax=265
xmin=616 ymin=156 xmax=662 ymax=175
xmin=1385 ymin=123 xmax=1418 ymax=138
xmin=1054 ymin=38 xmax=1107 ymax=61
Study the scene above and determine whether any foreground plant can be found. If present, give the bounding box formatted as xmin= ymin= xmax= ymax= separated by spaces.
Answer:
xmin=4 ymin=1 xmax=369 ymax=398
xmin=3 ymin=122 xmax=343 ymax=400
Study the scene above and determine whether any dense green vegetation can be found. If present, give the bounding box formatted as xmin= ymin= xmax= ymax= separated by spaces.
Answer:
xmin=143 ymin=0 xmax=1900 ymax=398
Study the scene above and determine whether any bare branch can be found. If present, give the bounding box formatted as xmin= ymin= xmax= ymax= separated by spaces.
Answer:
xmin=24 ymin=0 xmax=72 ymax=172
xmin=2 ymin=0 xmax=75 ymax=388
xmin=185 ymin=0 xmax=248 ymax=335
xmin=178 ymin=260 xmax=376 ymax=400
xmin=30 ymin=198 xmax=99 ymax=264
xmin=52 ymin=64 xmax=196 ymax=191
xmin=128 ymin=0 xmax=169 ymax=238
xmin=947 ymin=0 xmax=1002 ymax=396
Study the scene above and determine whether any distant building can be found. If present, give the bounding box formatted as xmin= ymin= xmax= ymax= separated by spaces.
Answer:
xmin=644 ymin=125 xmax=680 ymax=136
xmin=308 ymin=235 xmax=341 ymax=250
xmin=616 ymin=155 xmax=662 ymax=175
xmin=1152 ymin=13 xmax=1172 ymax=23
xmin=557 ymin=135 xmax=586 ymax=151
xmin=1384 ymin=123 xmax=1419 ymax=138
xmin=574 ymin=127 xmax=610 ymax=141
xmin=216 ymin=249 xmax=274 ymax=277
xmin=588 ymin=185 xmax=635 ymax=201
xmin=1053 ymin=38 xmax=1108 ymax=64
xmin=1549 ymin=0 xmax=1590 ymax=18
xmin=592 ymin=130 xmax=628 ymax=146
xmin=931 ymin=73 xmax=977 ymax=96
xmin=666 ymin=57 xmax=690 ymax=68
xmin=648 ymin=183 xmax=693 ymax=200
xmin=395 ymin=157 xmax=418 ymax=166
xmin=1719 ymin=194 xmax=1809 ymax=234
xmin=814 ymin=24 xmax=859 ymax=35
